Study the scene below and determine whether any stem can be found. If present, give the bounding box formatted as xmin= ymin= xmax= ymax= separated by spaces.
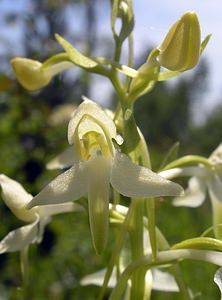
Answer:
xmin=20 ymin=246 xmax=30 ymax=300
xmin=125 ymin=33 xmax=134 ymax=88
xmin=98 ymin=201 xmax=136 ymax=300
xmin=109 ymin=249 xmax=222 ymax=300
xmin=128 ymin=199 xmax=146 ymax=299
xmin=128 ymin=33 xmax=134 ymax=69
xmin=114 ymin=38 xmax=123 ymax=63
xmin=145 ymin=199 xmax=157 ymax=260
xmin=170 ymin=265 xmax=192 ymax=300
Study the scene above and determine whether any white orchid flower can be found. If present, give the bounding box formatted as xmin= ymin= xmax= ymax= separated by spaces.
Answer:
xmin=159 ymin=143 xmax=222 ymax=239
xmin=81 ymin=204 xmax=180 ymax=297
xmin=0 ymin=174 xmax=82 ymax=254
xmin=27 ymin=99 xmax=182 ymax=253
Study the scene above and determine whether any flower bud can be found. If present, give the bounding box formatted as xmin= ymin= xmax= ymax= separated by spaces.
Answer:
xmin=11 ymin=58 xmax=51 ymax=91
xmin=158 ymin=12 xmax=201 ymax=71
xmin=11 ymin=57 xmax=72 ymax=91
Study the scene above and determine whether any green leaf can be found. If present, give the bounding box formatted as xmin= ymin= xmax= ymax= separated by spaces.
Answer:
xmin=200 ymin=34 xmax=212 ymax=56
xmin=55 ymin=33 xmax=98 ymax=69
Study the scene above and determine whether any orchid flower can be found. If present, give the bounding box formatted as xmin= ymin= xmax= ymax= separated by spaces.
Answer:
xmin=159 ymin=143 xmax=222 ymax=239
xmin=0 ymin=174 xmax=82 ymax=254
xmin=27 ymin=99 xmax=182 ymax=253
xmin=81 ymin=204 xmax=180 ymax=298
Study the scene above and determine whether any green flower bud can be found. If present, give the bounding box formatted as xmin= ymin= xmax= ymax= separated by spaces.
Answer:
xmin=158 ymin=12 xmax=201 ymax=72
xmin=11 ymin=57 xmax=72 ymax=91
xmin=11 ymin=58 xmax=51 ymax=91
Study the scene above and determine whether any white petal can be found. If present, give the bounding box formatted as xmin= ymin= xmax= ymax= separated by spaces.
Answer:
xmin=37 ymin=202 xmax=83 ymax=217
xmin=0 ymin=174 xmax=37 ymax=222
xmin=46 ymin=147 xmax=79 ymax=170
xmin=159 ymin=166 xmax=207 ymax=180
xmin=81 ymin=268 xmax=117 ymax=288
xmin=87 ymin=156 xmax=111 ymax=253
xmin=109 ymin=204 xmax=129 ymax=215
xmin=173 ymin=177 xmax=206 ymax=207
xmin=110 ymin=152 xmax=183 ymax=198
xmin=27 ymin=162 xmax=88 ymax=208
xmin=157 ymin=249 xmax=222 ymax=266
xmin=0 ymin=220 xmax=38 ymax=254
xmin=68 ymin=99 xmax=117 ymax=144
xmin=152 ymin=269 xmax=179 ymax=292
xmin=214 ymin=267 xmax=222 ymax=300
xmin=144 ymin=270 xmax=153 ymax=299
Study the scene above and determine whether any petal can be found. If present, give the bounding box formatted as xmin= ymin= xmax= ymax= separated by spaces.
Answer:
xmin=87 ymin=156 xmax=111 ymax=254
xmin=0 ymin=174 xmax=37 ymax=222
xmin=109 ymin=203 xmax=129 ymax=215
xmin=159 ymin=166 xmax=207 ymax=180
xmin=81 ymin=268 xmax=117 ymax=288
xmin=37 ymin=202 xmax=83 ymax=217
xmin=46 ymin=146 xmax=79 ymax=170
xmin=0 ymin=219 xmax=38 ymax=254
xmin=208 ymin=180 xmax=222 ymax=239
xmin=27 ymin=162 xmax=88 ymax=208
xmin=110 ymin=152 xmax=183 ymax=198
xmin=214 ymin=268 xmax=222 ymax=300
xmin=173 ymin=177 xmax=207 ymax=207
xmin=68 ymin=99 xmax=117 ymax=145
xmin=152 ymin=269 xmax=179 ymax=292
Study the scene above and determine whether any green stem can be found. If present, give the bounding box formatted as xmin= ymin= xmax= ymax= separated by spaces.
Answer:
xmin=20 ymin=246 xmax=30 ymax=300
xmin=170 ymin=265 xmax=192 ymax=300
xmin=155 ymin=228 xmax=191 ymax=300
xmin=114 ymin=38 xmax=123 ymax=63
xmin=129 ymin=199 xmax=146 ymax=300
xmin=145 ymin=198 xmax=157 ymax=260
xmin=98 ymin=201 xmax=136 ymax=300
xmin=128 ymin=33 xmax=134 ymax=69
xmin=109 ymin=249 xmax=214 ymax=300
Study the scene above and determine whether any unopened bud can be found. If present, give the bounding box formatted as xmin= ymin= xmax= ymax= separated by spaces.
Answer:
xmin=11 ymin=57 xmax=72 ymax=91
xmin=158 ymin=12 xmax=201 ymax=72
xmin=11 ymin=58 xmax=51 ymax=91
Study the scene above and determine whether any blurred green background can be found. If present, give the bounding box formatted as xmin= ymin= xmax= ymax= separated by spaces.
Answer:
xmin=0 ymin=0 xmax=221 ymax=299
